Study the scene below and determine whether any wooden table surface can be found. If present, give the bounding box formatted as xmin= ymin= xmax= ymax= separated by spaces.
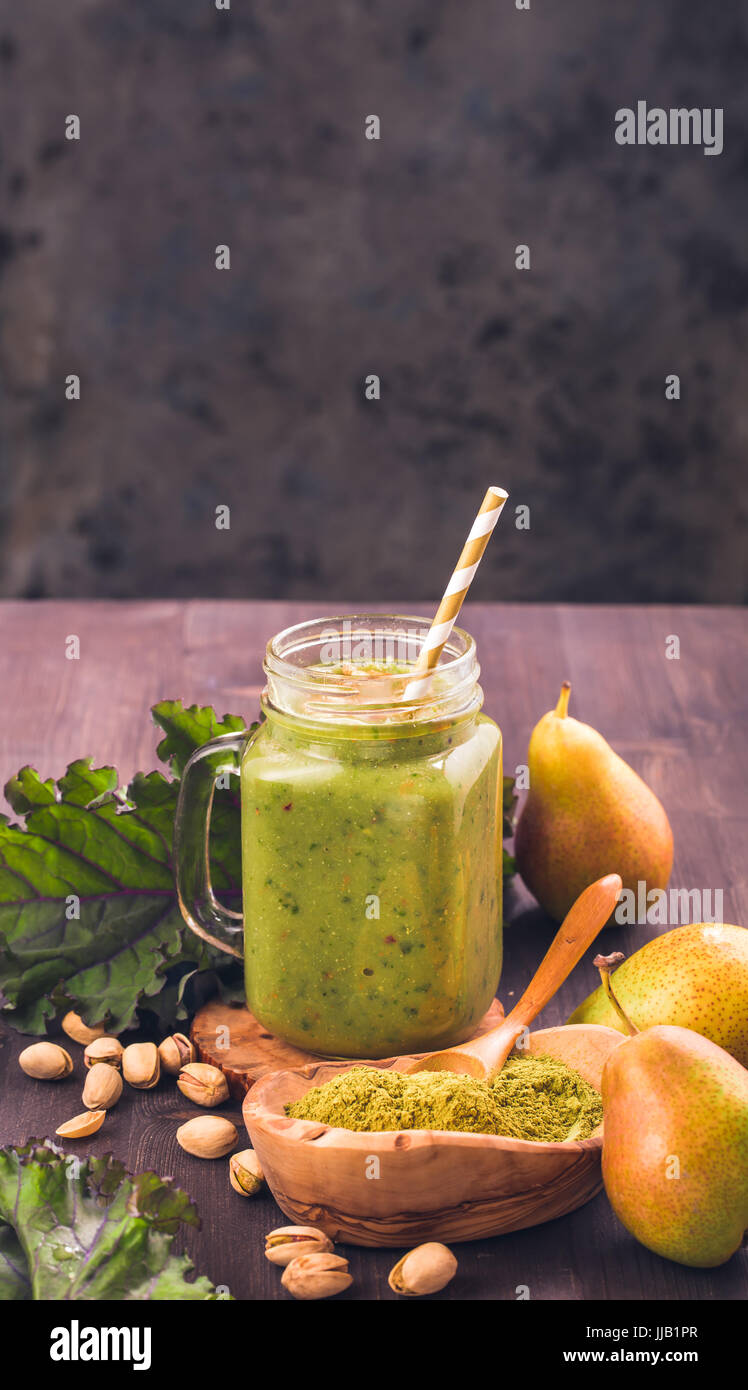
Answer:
xmin=0 ymin=599 xmax=746 ymax=1301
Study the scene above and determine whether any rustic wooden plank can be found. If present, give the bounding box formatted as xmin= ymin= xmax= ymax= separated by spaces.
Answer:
xmin=0 ymin=600 xmax=746 ymax=1300
xmin=191 ymin=997 xmax=504 ymax=1101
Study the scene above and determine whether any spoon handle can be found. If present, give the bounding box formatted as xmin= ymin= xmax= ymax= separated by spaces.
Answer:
xmin=500 ymin=873 xmax=623 ymax=1041
xmin=414 ymin=872 xmax=622 ymax=1078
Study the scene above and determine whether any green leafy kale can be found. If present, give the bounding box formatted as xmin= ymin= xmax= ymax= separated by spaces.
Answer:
xmin=502 ymin=774 xmax=518 ymax=877
xmin=0 ymin=701 xmax=249 ymax=1034
xmin=0 ymin=1142 xmax=225 ymax=1300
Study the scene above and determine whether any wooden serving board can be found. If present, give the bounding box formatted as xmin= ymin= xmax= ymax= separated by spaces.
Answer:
xmin=191 ymin=998 xmax=505 ymax=1101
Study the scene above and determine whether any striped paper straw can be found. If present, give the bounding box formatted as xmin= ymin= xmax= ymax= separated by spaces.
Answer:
xmin=405 ymin=485 xmax=508 ymax=699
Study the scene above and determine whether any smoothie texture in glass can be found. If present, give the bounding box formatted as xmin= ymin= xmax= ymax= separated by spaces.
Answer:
xmin=240 ymin=615 xmax=503 ymax=1057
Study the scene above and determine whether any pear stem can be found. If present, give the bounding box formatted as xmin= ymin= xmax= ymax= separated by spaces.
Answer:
xmin=593 ymin=952 xmax=639 ymax=1036
xmin=555 ymin=682 xmax=571 ymax=718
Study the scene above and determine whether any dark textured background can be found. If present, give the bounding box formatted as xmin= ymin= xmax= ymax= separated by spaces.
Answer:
xmin=1 ymin=0 xmax=746 ymax=603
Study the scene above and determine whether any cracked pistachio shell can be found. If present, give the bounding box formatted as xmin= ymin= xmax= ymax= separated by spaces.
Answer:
xmin=177 ymin=1062 xmax=229 ymax=1108
xmin=229 ymin=1148 xmax=264 ymax=1196
xmin=61 ymin=1012 xmax=107 ymax=1046
xmin=82 ymin=1062 xmax=123 ymax=1110
xmin=158 ymin=1032 xmax=196 ymax=1075
xmin=83 ymin=1036 xmax=123 ymax=1069
xmin=281 ymin=1253 xmax=352 ymax=1301
xmin=176 ymin=1116 xmax=238 ymax=1158
xmin=122 ymin=1042 xmax=160 ymax=1089
xmin=388 ymin=1243 xmax=458 ymax=1296
xmin=265 ymin=1226 xmax=334 ymax=1267
xmin=56 ymin=1109 xmax=107 ymax=1139
xmin=19 ymin=1042 xmax=74 ymax=1080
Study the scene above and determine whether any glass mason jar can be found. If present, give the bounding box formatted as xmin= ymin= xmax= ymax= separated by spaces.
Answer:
xmin=175 ymin=615 xmax=503 ymax=1058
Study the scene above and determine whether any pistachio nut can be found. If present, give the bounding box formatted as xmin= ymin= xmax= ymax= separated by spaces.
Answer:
xmin=122 ymin=1042 xmax=160 ymax=1089
xmin=176 ymin=1116 xmax=238 ymax=1159
xmin=229 ymin=1148 xmax=264 ymax=1196
xmin=264 ymin=1226 xmax=334 ymax=1267
xmin=281 ymin=1253 xmax=352 ymax=1301
xmin=82 ymin=1061 xmax=123 ymax=1110
xmin=388 ymin=1242 xmax=458 ymax=1297
xmin=18 ymin=1042 xmax=74 ymax=1081
xmin=61 ymin=1011 xmax=107 ymax=1046
xmin=56 ymin=1109 xmax=106 ymax=1139
xmin=83 ymin=1036 xmax=123 ymax=1069
xmin=158 ymin=1032 xmax=196 ymax=1075
xmin=177 ymin=1062 xmax=229 ymax=1108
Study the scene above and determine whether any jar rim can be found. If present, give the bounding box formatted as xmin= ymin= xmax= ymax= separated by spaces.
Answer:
xmin=263 ymin=613 xmax=480 ymax=724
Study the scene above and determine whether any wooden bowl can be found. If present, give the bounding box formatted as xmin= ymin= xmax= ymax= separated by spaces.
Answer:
xmin=243 ymin=1023 xmax=623 ymax=1247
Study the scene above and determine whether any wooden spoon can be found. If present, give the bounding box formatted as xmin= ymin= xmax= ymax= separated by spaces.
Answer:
xmin=406 ymin=872 xmax=622 ymax=1080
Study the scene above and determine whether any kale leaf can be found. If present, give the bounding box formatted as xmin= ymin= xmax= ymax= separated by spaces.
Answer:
xmin=0 ymin=1142 xmax=225 ymax=1300
xmin=0 ymin=702 xmax=248 ymax=1034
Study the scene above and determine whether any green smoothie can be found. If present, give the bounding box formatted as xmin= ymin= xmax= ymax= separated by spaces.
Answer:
xmin=240 ymin=664 xmax=502 ymax=1058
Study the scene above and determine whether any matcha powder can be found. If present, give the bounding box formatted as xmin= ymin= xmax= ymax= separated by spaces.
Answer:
xmin=287 ymin=1055 xmax=603 ymax=1142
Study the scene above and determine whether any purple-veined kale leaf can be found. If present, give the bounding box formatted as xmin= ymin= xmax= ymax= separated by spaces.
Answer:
xmin=502 ymin=774 xmax=518 ymax=877
xmin=0 ymin=701 xmax=251 ymax=1034
xmin=0 ymin=1142 xmax=226 ymax=1300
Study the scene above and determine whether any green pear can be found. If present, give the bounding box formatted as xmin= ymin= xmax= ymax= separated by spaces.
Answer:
xmin=569 ymin=923 xmax=748 ymax=1067
xmin=515 ymin=682 xmax=673 ymax=922
xmin=601 ymin=1024 xmax=748 ymax=1267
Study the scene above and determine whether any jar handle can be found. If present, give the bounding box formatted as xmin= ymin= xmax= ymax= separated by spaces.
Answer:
xmin=174 ymin=728 xmax=255 ymax=958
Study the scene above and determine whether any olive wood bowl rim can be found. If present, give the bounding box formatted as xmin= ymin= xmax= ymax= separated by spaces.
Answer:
xmin=244 ymin=1023 xmax=624 ymax=1154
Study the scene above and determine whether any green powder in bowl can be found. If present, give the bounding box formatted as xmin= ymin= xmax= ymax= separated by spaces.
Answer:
xmin=286 ymin=1054 xmax=603 ymax=1142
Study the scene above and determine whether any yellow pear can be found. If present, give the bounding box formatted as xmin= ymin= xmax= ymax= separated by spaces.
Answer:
xmin=569 ymin=923 xmax=748 ymax=1066
xmin=595 ymin=955 xmax=748 ymax=1268
xmin=515 ymin=683 xmax=673 ymax=922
